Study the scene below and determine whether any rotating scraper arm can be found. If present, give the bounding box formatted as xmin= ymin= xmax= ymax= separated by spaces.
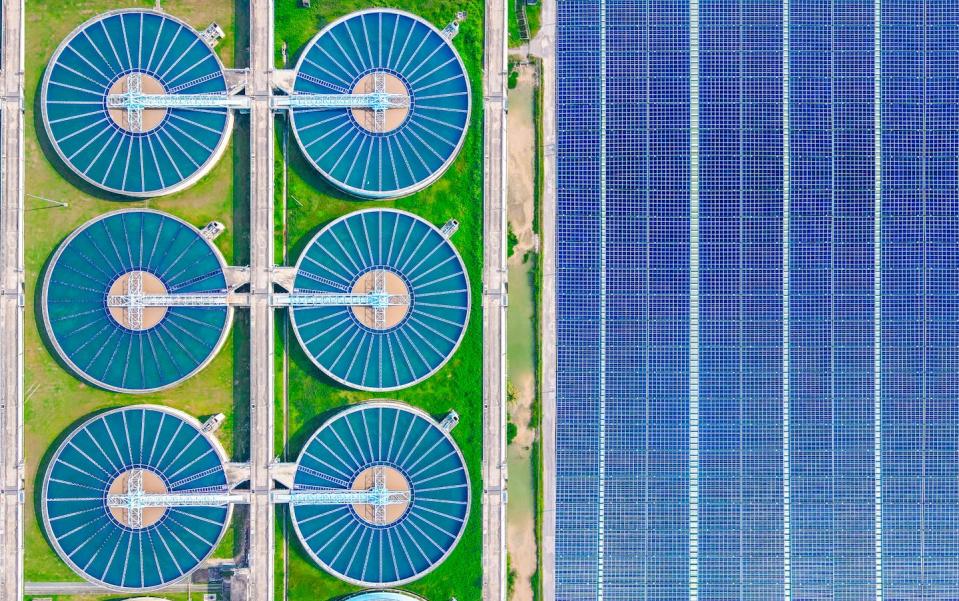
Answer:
xmin=105 ymin=72 xmax=249 ymax=133
xmin=106 ymin=468 xmax=245 ymax=529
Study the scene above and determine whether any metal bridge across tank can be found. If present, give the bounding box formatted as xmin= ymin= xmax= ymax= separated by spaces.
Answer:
xmin=107 ymin=466 xmax=412 ymax=529
xmin=106 ymin=267 xmax=411 ymax=331
xmin=107 ymin=71 xmax=410 ymax=134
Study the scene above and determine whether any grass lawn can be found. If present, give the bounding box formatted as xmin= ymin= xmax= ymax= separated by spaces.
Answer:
xmin=23 ymin=0 xmax=245 ymax=582
xmin=508 ymin=0 xmax=542 ymax=47
xmin=274 ymin=1 xmax=485 ymax=600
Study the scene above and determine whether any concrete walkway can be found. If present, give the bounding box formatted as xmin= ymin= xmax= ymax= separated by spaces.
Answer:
xmin=246 ymin=2 xmax=277 ymax=601
xmin=482 ymin=0 xmax=509 ymax=600
xmin=0 ymin=1 xmax=26 ymax=600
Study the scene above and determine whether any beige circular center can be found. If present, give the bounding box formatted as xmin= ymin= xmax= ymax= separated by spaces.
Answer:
xmin=108 ymin=73 xmax=167 ymax=133
xmin=351 ymin=466 xmax=410 ymax=526
xmin=108 ymin=271 xmax=168 ymax=330
xmin=350 ymin=270 xmax=410 ymax=330
xmin=350 ymin=72 xmax=410 ymax=133
xmin=108 ymin=469 xmax=168 ymax=528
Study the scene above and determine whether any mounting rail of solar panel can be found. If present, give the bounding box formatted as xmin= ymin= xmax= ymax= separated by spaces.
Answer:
xmin=41 ymin=9 xmax=233 ymax=197
xmin=42 ymin=209 xmax=232 ymax=393
xmin=288 ymin=9 xmax=470 ymax=199
xmin=288 ymin=402 xmax=470 ymax=587
xmin=288 ymin=208 xmax=470 ymax=391
xmin=42 ymin=405 xmax=231 ymax=591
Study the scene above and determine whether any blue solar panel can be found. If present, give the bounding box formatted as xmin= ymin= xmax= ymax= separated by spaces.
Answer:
xmin=789 ymin=1 xmax=877 ymax=596
xmin=881 ymin=0 xmax=959 ymax=597
xmin=554 ymin=0 xmax=959 ymax=598
xmin=555 ymin=2 xmax=602 ymax=599
xmin=700 ymin=0 xmax=784 ymax=598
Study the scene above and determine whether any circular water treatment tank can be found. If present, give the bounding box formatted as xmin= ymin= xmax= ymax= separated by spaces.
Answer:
xmin=345 ymin=591 xmax=426 ymax=601
xmin=42 ymin=209 xmax=232 ymax=393
xmin=289 ymin=209 xmax=470 ymax=391
xmin=42 ymin=405 xmax=231 ymax=591
xmin=290 ymin=9 xmax=471 ymax=199
xmin=42 ymin=9 xmax=233 ymax=197
xmin=289 ymin=402 xmax=470 ymax=586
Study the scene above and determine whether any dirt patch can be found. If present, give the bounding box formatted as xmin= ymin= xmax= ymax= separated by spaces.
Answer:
xmin=507 ymin=64 xmax=539 ymax=268
xmin=506 ymin=63 xmax=539 ymax=601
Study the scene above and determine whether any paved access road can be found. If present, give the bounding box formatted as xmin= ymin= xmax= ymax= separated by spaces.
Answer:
xmin=246 ymin=3 xmax=277 ymax=601
xmin=482 ymin=0 xmax=508 ymax=600
xmin=0 ymin=1 xmax=26 ymax=600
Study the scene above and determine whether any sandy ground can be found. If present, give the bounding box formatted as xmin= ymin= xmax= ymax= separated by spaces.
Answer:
xmin=507 ymin=65 xmax=539 ymax=265
xmin=506 ymin=62 xmax=539 ymax=601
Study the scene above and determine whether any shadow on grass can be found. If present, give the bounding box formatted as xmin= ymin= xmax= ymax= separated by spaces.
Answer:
xmin=232 ymin=115 xmax=252 ymax=265
xmin=283 ymin=118 xmax=361 ymax=205
xmin=31 ymin=241 xmax=100 ymax=390
xmin=282 ymin=400 xmax=345 ymax=460
xmin=31 ymin=406 xmax=125 ymax=560
xmin=283 ymin=214 xmax=343 ymax=274
xmin=231 ymin=311 xmax=252 ymax=462
xmin=31 ymin=77 xmax=136 ymax=203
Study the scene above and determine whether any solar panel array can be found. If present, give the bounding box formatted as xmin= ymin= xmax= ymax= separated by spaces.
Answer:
xmin=554 ymin=0 xmax=959 ymax=598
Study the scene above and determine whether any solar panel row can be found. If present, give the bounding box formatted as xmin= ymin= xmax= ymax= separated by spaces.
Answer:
xmin=700 ymin=0 xmax=784 ymax=597
xmin=555 ymin=0 xmax=959 ymax=598
xmin=882 ymin=0 xmax=959 ymax=596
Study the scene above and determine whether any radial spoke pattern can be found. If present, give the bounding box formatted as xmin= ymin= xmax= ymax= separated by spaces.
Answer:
xmin=290 ymin=9 xmax=470 ymax=199
xmin=290 ymin=403 xmax=470 ymax=586
xmin=290 ymin=209 xmax=470 ymax=391
xmin=43 ymin=209 xmax=230 ymax=392
xmin=345 ymin=592 xmax=425 ymax=601
xmin=43 ymin=406 xmax=230 ymax=591
xmin=42 ymin=9 xmax=231 ymax=197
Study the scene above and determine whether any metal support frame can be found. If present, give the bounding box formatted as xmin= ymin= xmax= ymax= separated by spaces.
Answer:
xmin=105 ymin=267 xmax=409 ymax=329
xmin=109 ymin=71 xmax=412 ymax=135
xmin=273 ymin=465 xmax=410 ymax=526
xmin=107 ymin=466 xmax=410 ymax=529
xmin=275 ymin=269 xmax=409 ymax=329
xmin=105 ymin=271 xmax=229 ymax=329
xmin=106 ymin=72 xmax=250 ymax=133
xmin=273 ymin=90 xmax=409 ymax=110
xmin=106 ymin=468 xmax=245 ymax=529
xmin=273 ymin=71 xmax=410 ymax=133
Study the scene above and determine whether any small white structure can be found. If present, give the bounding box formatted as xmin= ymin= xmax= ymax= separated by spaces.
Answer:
xmin=202 ymin=413 xmax=226 ymax=433
xmin=440 ymin=410 xmax=460 ymax=432
xmin=200 ymin=22 xmax=225 ymax=47
xmin=201 ymin=221 xmax=226 ymax=241
xmin=442 ymin=12 xmax=467 ymax=40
